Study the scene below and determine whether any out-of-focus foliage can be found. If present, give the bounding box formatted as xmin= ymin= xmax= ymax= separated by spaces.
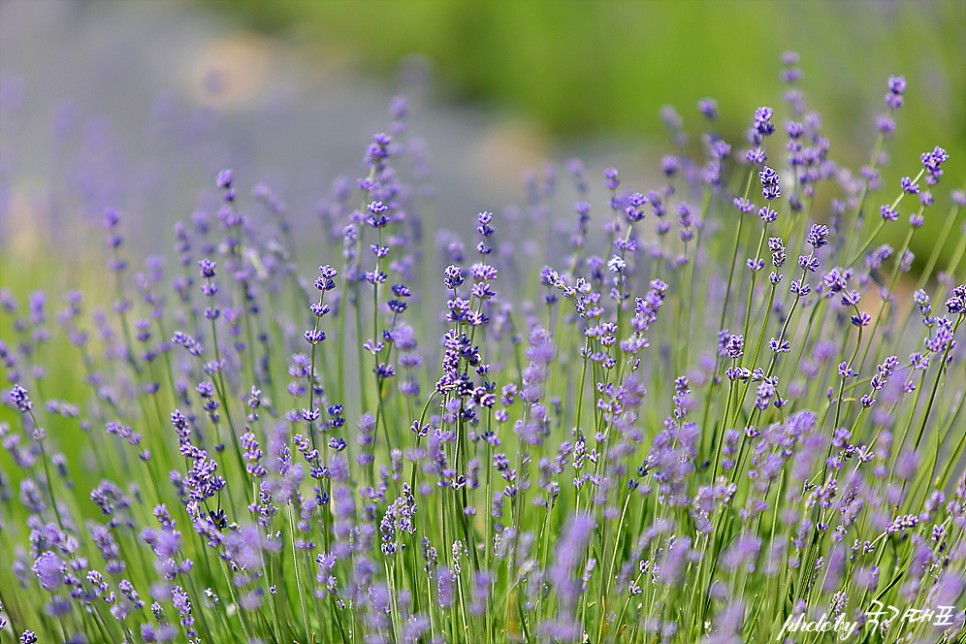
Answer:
xmin=224 ymin=1 xmax=962 ymax=152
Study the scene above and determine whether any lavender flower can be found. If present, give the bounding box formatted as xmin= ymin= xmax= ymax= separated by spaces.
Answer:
xmin=33 ymin=551 xmax=65 ymax=590
xmin=0 ymin=57 xmax=962 ymax=644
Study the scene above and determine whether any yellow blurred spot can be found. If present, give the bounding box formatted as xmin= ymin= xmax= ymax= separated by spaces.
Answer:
xmin=189 ymin=33 xmax=276 ymax=109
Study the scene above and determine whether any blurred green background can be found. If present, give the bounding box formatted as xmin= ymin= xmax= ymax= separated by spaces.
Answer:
xmin=223 ymin=1 xmax=964 ymax=156
xmin=221 ymin=0 xmax=966 ymax=269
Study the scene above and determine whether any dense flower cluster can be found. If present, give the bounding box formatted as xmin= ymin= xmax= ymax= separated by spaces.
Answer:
xmin=1 ymin=56 xmax=965 ymax=643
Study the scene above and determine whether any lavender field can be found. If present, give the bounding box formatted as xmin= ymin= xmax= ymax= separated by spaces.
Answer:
xmin=1 ymin=3 xmax=965 ymax=643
